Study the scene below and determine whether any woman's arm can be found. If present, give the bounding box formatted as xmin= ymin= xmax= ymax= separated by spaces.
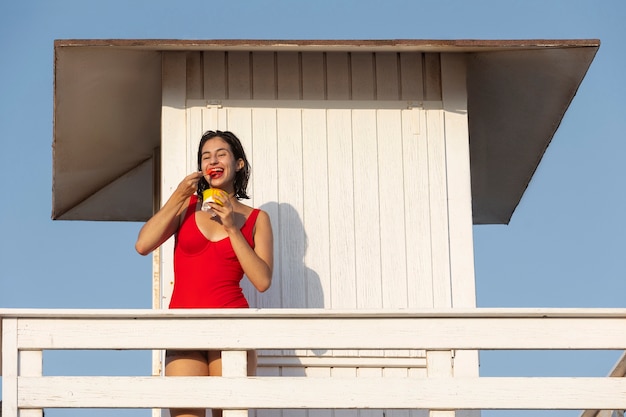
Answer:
xmin=135 ymin=172 xmax=202 ymax=256
xmin=227 ymin=210 xmax=274 ymax=292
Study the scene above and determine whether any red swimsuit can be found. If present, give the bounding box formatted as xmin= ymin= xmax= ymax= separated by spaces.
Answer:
xmin=169 ymin=195 xmax=259 ymax=309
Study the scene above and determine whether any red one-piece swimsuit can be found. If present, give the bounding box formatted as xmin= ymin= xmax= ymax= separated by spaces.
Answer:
xmin=169 ymin=195 xmax=260 ymax=309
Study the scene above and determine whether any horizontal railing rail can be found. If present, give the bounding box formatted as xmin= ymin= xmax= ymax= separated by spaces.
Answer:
xmin=2 ymin=308 xmax=626 ymax=417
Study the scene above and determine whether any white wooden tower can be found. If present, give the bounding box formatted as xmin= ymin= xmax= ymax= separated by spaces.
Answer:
xmin=51 ymin=39 xmax=600 ymax=417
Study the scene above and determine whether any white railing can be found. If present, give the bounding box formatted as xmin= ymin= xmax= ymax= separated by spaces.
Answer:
xmin=2 ymin=308 xmax=626 ymax=417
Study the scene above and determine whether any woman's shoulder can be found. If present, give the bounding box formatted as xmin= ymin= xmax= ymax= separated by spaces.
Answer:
xmin=177 ymin=195 xmax=198 ymax=223
xmin=238 ymin=203 xmax=271 ymax=224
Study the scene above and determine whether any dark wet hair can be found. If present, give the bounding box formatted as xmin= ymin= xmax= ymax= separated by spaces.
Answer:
xmin=196 ymin=130 xmax=251 ymax=200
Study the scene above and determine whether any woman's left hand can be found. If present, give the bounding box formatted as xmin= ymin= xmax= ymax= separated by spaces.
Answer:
xmin=208 ymin=191 xmax=236 ymax=229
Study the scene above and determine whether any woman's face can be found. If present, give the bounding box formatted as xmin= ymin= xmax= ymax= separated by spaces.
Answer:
xmin=200 ymin=136 xmax=243 ymax=192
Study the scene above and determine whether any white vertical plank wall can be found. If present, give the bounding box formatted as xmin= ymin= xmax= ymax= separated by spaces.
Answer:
xmin=157 ymin=50 xmax=476 ymax=417
xmin=440 ymin=54 xmax=479 ymax=417
xmin=158 ymin=51 xmax=190 ymax=417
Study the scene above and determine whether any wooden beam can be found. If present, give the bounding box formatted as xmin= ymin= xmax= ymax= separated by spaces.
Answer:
xmin=18 ymin=376 xmax=626 ymax=410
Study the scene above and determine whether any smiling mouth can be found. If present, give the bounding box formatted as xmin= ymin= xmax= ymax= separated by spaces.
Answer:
xmin=207 ymin=168 xmax=224 ymax=179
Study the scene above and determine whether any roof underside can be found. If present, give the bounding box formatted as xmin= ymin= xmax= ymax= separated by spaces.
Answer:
xmin=52 ymin=39 xmax=599 ymax=224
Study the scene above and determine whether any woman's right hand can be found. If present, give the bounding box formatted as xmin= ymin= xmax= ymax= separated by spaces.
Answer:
xmin=174 ymin=171 xmax=204 ymax=199
xmin=135 ymin=171 xmax=204 ymax=255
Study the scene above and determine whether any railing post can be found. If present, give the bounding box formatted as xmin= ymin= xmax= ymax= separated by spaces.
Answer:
xmin=222 ymin=350 xmax=248 ymax=417
xmin=2 ymin=318 xmax=18 ymax=417
xmin=427 ymin=350 xmax=455 ymax=417
xmin=20 ymin=350 xmax=43 ymax=417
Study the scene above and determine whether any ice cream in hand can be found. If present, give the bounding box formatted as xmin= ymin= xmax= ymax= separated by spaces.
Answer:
xmin=201 ymin=188 xmax=224 ymax=215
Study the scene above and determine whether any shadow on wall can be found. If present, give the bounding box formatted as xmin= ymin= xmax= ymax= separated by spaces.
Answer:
xmin=244 ymin=202 xmax=327 ymax=368
xmin=248 ymin=202 xmax=324 ymax=310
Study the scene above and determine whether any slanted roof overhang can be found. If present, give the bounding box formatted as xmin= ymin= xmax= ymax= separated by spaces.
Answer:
xmin=52 ymin=39 xmax=600 ymax=224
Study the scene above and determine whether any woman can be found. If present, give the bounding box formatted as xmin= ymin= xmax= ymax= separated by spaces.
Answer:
xmin=135 ymin=130 xmax=274 ymax=417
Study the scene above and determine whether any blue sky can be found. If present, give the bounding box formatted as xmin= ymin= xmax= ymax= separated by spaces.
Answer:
xmin=1 ymin=1 xmax=625 ymax=417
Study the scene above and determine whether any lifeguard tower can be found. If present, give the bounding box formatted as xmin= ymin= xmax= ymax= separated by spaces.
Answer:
xmin=2 ymin=39 xmax=624 ymax=417
xmin=51 ymin=36 xmax=600 ymax=380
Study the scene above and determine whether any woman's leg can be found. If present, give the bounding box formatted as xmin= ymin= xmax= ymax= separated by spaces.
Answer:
xmin=208 ymin=350 xmax=257 ymax=417
xmin=166 ymin=351 xmax=210 ymax=417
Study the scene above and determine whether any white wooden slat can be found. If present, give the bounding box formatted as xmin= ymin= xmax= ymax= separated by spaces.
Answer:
xmin=277 ymin=52 xmax=301 ymax=99
xmin=20 ymin=409 xmax=44 ymax=417
xmin=201 ymin=103 xmax=219 ymax=132
xmin=2 ymin=318 xmax=18 ymax=417
xmin=408 ymin=367 xmax=428 ymax=378
xmin=400 ymin=53 xmax=424 ymax=101
xmin=403 ymin=108 xmax=433 ymax=309
xmin=305 ymin=365 xmax=330 ymax=378
xmin=222 ymin=352 xmax=248 ymax=417
xmin=18 ymin=376 xmax=626 ymax=409
xmin=425 ymin=107 xmax=451 ymax=308
xmin=326 ymin=52 xmax=351 ymax=100
xmin=204 ymin=51 xmax=227 ymax=100
xmin=224 ymin=408 xmax=248 ymax=417
xmin=248 ymin=108 xmax=280 ymax=309
xmin=301 ymin=108 xmax=333 ymax=360
xmin=351 ymin=109 xmax=382 ymax=309
xmin=332 ymin=367 xmax=359 ymax=417
xmin=440 ymin=54 xmax=475 ymax=309
xmin=377 ymin=108 xmax=411 ymax=359
xmin=427 ymin=350 xmax=455 ymax=417
xmin=429 ymin=411 xmax=455 ymax=417
xmin=427 ymin=351 xmax=452 ymax=378
xmin=440 ymin=55 xmax=479 ymax=389
xmin=304 ymin=367 xmax=331 ymax=417
xmin=161 ymin=51 xmax=188 ymax=198
xmin=252 ymin=51 xmax=276 ymax=100
xmin=281 ymin=367 xmax=307 ymax=417
xmin=152 ymin=155 xmax=162 ymax=309
xmin=352 ymin=108 xmax=383 ymax=358
xmin=258 ymin=355 xmax=426 ymax=369
xmin=222 ymin=351 xmax=248 ymax=377
xmin=225 ymin=108 xmax=254 ymax=160
xmin=384 ymin=363 xmax=411 ymax=417
xmin=20 ymin=350 xmax=42 ymax=377
xmin=4 ymin=307 xmax=624 ymax=318
xmin=275 ymin=107 xmax=305 ymax=302
xmin=222 ymin=351 xmax=249 ymax=417
xmin=301 ymin=109 xmax=331 ymax=310
xmin=358 ymin=367 xmax=384 ymax=417
xmin=187 ymin=106 xmax=203 ymax=172
xmin=160 ymin=52 xmax=188 ymax=309
xmin=377 ymin=109 xmax=408 ymax=310
xmin=16 ymin=317 xmax=626 ymax=350
xmin=301 ymin=52 xmax=325 ymax=100
xmin=229 ymin=108 xmax=254 ymax=189
xmin=375 ymin=52 xmax=400 ymax=100
xmin=217 ymin=106 xmax=228 ymax=129
xmin=228 ymin=52 xmax=252 ymax=100
xmin=277 ymin=108 xmax=306 ymax=308
xmin=427 ymin=350 xmax=454 ymax=417
xmin=256 ymin=365 xmax=280 ymax=417
xmin=327 ymin=109 xmax=357 ymax=310
xmin=350 ymin=53 xmax=375 ymax=100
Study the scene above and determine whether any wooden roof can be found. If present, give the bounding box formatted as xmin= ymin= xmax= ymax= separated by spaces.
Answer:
xmin=52 ymin=39 xmax=599 ymax=224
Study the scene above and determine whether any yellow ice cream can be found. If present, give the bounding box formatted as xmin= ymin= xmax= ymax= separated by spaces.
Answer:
xmin=202 ymin=188 xmax=225 ymax=206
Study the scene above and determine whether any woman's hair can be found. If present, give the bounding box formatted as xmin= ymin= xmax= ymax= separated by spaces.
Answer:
xmin=196 ymin=130 xmax=251 ymax=200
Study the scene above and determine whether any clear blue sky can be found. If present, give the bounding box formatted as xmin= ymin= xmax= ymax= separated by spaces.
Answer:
xmin=1 ymin=1 xmax=625 ymax=417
